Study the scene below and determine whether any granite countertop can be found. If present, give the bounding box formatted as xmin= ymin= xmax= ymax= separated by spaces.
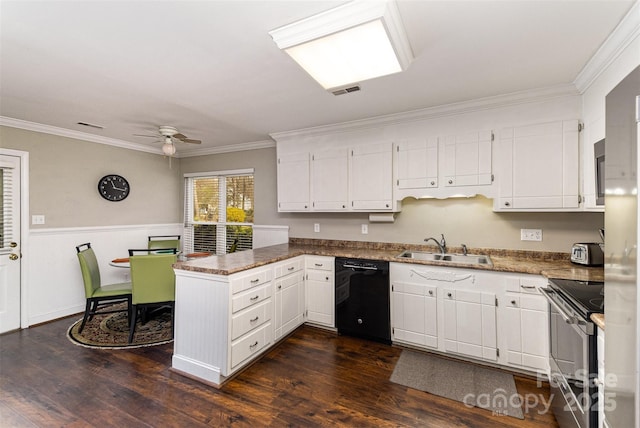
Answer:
xmin=174 ymin=238 xmax=604 ymax=282
xmin=591 ymin=313 xmax=605 ymax=330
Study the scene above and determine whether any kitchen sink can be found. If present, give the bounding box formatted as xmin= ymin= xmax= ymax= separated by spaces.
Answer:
xmin=396 ymin=251 xmax=492 ymax=266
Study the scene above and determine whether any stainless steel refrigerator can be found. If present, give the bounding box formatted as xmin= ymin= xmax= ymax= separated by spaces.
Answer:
xmin=604 ymin=64 xmax=639 ymax=427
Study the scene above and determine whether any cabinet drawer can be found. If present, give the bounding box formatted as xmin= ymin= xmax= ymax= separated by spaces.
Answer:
xmin=306 ymin=256 xmax=333 ymax=271
xmin=231 ymin=282 xmax=272 ymax=313
xmin=307 ymin=269 xmax=332 ymax=282
xmin=231 ymin=299 xmax=272 ymax=341
xmin=274 ymin=258 xmax=303 ymax=279
xmin=230 ymin=268 xmax=272 ymax=294
xmin=505 ymin=276 xmax=547 ymax=294
xmin=230 ymin=321 xmax=273 ymax=369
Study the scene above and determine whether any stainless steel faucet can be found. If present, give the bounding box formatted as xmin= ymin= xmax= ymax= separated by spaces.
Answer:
xmin=424 ymin=234 xmax=447 ymax=254
xmin=461 ymin=244 xmax=468 ymax=256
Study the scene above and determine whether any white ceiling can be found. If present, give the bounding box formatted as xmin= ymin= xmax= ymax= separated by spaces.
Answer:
xmin=0 ymin=0 xmax=635 ymax=156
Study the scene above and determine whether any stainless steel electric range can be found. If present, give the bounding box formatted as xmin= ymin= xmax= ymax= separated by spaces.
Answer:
xmin=540 ymin=278 xmax=604 ymax=428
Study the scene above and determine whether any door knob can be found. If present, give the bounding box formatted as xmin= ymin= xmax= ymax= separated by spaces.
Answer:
xmin=9 ymin=253 xmax=19 ymax=261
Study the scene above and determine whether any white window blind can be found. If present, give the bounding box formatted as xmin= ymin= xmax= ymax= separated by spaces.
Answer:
xmin=0 ymin=166 xmax=15 ymax=253
xmin=184 ymin=170 xmax=254 ymax=255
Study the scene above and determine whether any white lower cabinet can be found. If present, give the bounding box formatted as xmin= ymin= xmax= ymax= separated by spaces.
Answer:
xmin=305 ymin=256 xmax=335 ymax=327
xmin=391 ymin=277 xmax=438 ymax=349
xmin=443 ymin=289 xmax=497 ymax=361
xmin=273 ymin=257 xmax=305 ymax=340
xmin=503 ymin=275 xmax=549 ymax=374
xmin=390 ymin=263 xmax=549 ymax=373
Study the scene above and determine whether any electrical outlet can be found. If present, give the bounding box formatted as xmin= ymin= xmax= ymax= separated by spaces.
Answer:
xmin=361 ymin=224 xmax=368 ymax=234
xmin=521 ymin=228 xmax=542 ymax=241
xmin=32 ymin=215 xmax=45 ymax=225
xmin=314 ymin=223 xmax=320 ymax=233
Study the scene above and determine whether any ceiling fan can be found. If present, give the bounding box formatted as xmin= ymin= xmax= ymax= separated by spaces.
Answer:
xmin=134 ymin=126 xmax=202 ymax=156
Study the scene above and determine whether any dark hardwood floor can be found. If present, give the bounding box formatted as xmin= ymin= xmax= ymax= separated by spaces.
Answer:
xmin=0 ymin=316 xmax=559 ymax=427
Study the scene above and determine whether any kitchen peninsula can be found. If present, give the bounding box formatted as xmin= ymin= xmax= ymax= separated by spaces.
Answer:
xmin=171 ymin=239 xmax=603 ymax=387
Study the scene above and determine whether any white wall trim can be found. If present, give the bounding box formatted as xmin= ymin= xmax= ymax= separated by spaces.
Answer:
xmin=0 ymin=116 xmax=276 ymax=157
xmin=29 ymin=223 xmax=183 ymax=236
xmin=0 ymin=116 xmax=163 ymax=155
xmin=574 ymin=1 xmax=640 ymax=93
xmin=177 ymin=140 xmax=276 ymax=157
xmin=270 ymin=84 xmax=579 ymax=140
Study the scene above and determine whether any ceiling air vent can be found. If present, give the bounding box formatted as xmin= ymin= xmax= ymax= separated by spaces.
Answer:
xmin=331 ymin=85 xmax=361 ymax=96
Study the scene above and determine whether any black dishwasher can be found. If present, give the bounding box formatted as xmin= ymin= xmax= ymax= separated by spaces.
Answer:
xmin=335 ymin=258 xmax=390 ymax=344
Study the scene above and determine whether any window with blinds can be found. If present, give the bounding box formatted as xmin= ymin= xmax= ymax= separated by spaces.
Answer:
xmin=183 ymin=169 xmax=254 ymax=255
xmin=0 ymin=168 xmax=14 ymax=253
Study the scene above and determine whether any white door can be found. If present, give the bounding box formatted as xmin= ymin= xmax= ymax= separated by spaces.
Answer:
xmin=0 ymin=154 xmax=21 ymax=333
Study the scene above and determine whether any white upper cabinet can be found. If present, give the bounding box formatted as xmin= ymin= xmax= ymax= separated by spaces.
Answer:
xmin=395 ymin=138 xmax=438 ymax=190
xmin=443 ymin=130 xmax=493 ymax=187
xmin=311 ymin=148 xmax=349 ymax=211
xmin=277 ymin=152 xmax=310 ymax=212
xmin=350 ymin=142 xmax=395 ymax=211
xmin=495 ymin=119 xmax=580 ymax=211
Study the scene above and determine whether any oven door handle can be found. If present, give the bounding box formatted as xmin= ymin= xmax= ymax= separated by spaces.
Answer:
xmin=539 ymin=287 xmax=580 ymax=325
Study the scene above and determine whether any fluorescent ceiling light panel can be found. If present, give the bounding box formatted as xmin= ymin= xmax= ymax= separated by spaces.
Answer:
xmin=269 ymin=0 xmax=413 ymax=90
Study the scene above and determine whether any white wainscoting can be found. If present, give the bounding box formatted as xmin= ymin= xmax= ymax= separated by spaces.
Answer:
xmin=27 ymin=223 xmax=182 ymax=326
xmin=253 ymin=225 xmax=289 ymax=249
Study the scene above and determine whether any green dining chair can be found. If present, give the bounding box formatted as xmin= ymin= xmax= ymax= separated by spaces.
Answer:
xmin=128 ymin=248 xmax=177 ymax=256
xmin=128 ymin=253 xmax=177 ymax=343
xmin=148 ymin=235 xmax=181 ymax=253
xmin=75 ymin=243 xmax=132 ymax=333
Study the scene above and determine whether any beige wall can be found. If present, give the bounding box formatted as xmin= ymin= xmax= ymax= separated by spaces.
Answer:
xmin=1 ymin=126 xmax=182 ymax=227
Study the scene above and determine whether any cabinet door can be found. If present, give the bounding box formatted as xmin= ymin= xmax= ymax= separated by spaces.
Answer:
xmin=277 ymin=152 xmax=310 ymax=211
xmin=391 ymin=281 xmax=437 ymax=349
xmin=444 ymin=289 xmax=497 ymax=361
xmin=311 ymin=148 xmax=349 ymax=210
xmin=306 ymin=269 xmax=334 ymax=327
xmin=443 ymin=131 xmax=492 ymax=186
xmin=274 ymin=272 xmax=305 ymax=339
xmin=496 ymin=120 xmax=579 ymax=210
xmin=395 ymin=138 xmax=438 ymax=189
xmin=505 ymin=292 xmax=549 ymax=372
xmin=350 ymin=142 xmax=394 ymax=210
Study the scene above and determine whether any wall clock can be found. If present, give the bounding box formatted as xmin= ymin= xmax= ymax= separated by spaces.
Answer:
xmin=98 ymin=174 xmax=130 ymax=201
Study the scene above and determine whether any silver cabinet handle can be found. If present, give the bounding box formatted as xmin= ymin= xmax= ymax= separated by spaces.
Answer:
xmin=520 ymin=285 xmax=536 ymax=290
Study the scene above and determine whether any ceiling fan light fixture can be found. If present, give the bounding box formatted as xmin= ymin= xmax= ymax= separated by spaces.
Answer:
xmin=269 ymin=0 xmax=413 ymax=91
xmin=162 ymin=141 xmax=176 ymax=156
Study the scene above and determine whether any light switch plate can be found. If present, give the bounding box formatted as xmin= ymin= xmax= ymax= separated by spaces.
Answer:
xmin=32 ymin=215 xmax=45 ymax=225
xmin=521 ymin=228 xmax=542 ymax=241
xmin=314 ymin=223 xmax=320 ymax=233
xmin=361 ymin=224 xmax=368 ymax=234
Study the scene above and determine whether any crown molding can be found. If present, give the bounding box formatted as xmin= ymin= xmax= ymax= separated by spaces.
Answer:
xmin=0 ymin=116 xmax=163 ymax=155
xmin=573 ymin=0 xmax=640 ymax=93
xmin=0 ymin=116 xmax=275 ymax=157
xmin=178 ymin=139 xmax=276 ymax=157
xmin=270 ymin=84 xmax=579 ymax=140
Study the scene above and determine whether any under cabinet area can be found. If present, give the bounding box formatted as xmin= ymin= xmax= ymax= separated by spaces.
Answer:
xmin=305 ymin=256 xmax=335 ymax=328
